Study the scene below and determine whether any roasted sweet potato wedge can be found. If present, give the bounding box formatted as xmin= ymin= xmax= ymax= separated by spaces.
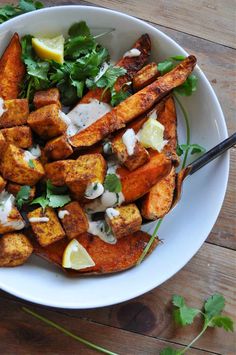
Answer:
xmin=44 ymin=134 xmax=74 ymax=160
xmin=33 ymin=231 xmax=158 ymax=274
xmin=117 ymin=151 xmax=172 ymax=202
xmin=133 ymin=62 xmax=160 ymax=91
xmin=70 ymin=56 xmax=196 ymax=148
xmin=0 ymin=33 xmax=25 ymax=99
xmin=1 ymin=126 xmax=33 ymax=148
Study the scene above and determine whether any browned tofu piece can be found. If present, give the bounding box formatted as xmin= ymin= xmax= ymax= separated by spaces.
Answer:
xmin=0 ymin=33 xmax=25 ymax=100
xmin=44 ymin=160 xmax=74 ymax=186
xmin=0 ymin=205 xmax=25 ymax=234
xmin=44 ymin=134 xmax=73 ymax=160
xmin=66 ymin=154 xmax=106 ymax=200
xmin=28 ymin=207 xmax=65 ymax=247
xmin=105 ymin=204 xmax=142 ymax=239
xmin=1 ymin=144 xmax=45 ymax=186
xmin=141 ymin=166 xmax=176 ymax=219
xmin=1 ymin=126 xmax=33 ymax=148
xmin=7 ymin=182 xmax=36 ymax=200
xmin=27 ymin=104 xmax=67 ymax=139
xmin=0 ymin=99 xmax=29 ymax=128
xmin=0 ymin=175 xmax=7 ymax=192
xmin=33 ymin=88 xmax=61 ymax=109
xmin=133 ymin=62 xmax=160 ymax=91
xmin=112 ymin=136 xmax=150 ymax=171
xmin=0 ymin=233 xmax=33 ymax=267
xmin=58 ymin=201 xmax=89 ymax=240
xmin=0 ymin=131 xmax=6 ymax=155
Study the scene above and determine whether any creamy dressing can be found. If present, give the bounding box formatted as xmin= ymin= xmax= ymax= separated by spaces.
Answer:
xmin=86 ymin=191 xmax=124 ymax=213
xmin=29 ymin=217 xmax=49 ymax=223
xmin=0 ymin=190 xmax=25 ymax=230
xmin=94 ymin=62 xmax=109 ymax=82
xmin=0 ymin=97 xmax=6 ymax=117
xmin=88 ymin=220 xmax=117 ymax=244
xmin=106 ymin=207 xmax=120 ymax=219
xmin=85 ymin=182 xmax=104 ymax=200
xmin=103 ymin=141 xmax=113 ymax=155
xmin=58 ymin=210 xmax=70 ymax=219
xmin=59 ymin=110 xmax=72 ymax=126
xmin=123 ymin=48 xmax=141 ymax=58
xmin=24 ymin=151 xmax=36 ymax=163
xmin=29 ymin=145 xmax=41 ymax=158
xmin=122 ymin=128 xmax=137 ymax=155
xmin=68 ymin=99 xmax=111 ymax=135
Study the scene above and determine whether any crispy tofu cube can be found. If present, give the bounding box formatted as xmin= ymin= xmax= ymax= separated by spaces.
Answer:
xmin=1 ymin=126 xmax=33 ymax=148
xmin=0 ymin=33 xmax=25 ymax=100
xmin=28 ymin=207 xmax=65 ymax=247
xmin=0 ymin=99 xmax=29 ymax=128
xmin=33 ymin=88 xmax=61 ymax=109
xmin=27 ymin=104 xmax=67 ymax=139
xmin=0 ymin=191 xmax=25 ymax=234
xmin=105 ymin=204 xmax=142 ymax=239
xmin=1 ymin=144 xmax=45 ymax=186
xmin=0 ymin=175 xmax=7 ymax=192
xmin=0 ymin=131 xmax=6 ymax=155
xmin=0 ymin=233 xmax=33 ymax=267
xmin=7 ymin=182 xmax=36 ymax=200
xmin=66 ymin=154 xmax=106 ymax=200
xmin=112 ymin=138 xmax=150 ymax=171
xmin=58 ymin=201 xmax=89 ymax=239
xmin=44 ymin=134 xmax=73 ymax=160
xmin=44 ymin=160 xmax=74 ymax=186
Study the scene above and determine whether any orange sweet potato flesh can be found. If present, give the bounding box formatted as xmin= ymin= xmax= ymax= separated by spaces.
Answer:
xmin=133 ymin=62 xmax=160 ymax=91
xmin=117 ymin=151 xmax=172 ymax=202
xmin=33 ymin=231 xmax=158 ymax=275
xmin=70 ymin=56 xmax=196 ymax=148
xmin=0 ymin=33 xmax=25 ymax=99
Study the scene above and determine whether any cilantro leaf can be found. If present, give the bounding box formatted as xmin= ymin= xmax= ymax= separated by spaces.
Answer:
xmin=208 ymin=315 xmax=234 ymax=332
xmin=19 ymin=0 xmax=43 ymax=12
xmin=190 ymin=144 xmax=206 ymax=155
xmin=0 ymin=1 xmax=43 ymax=24
xmin=48 ymin=194 xmax=71 ymax=208
xmin=160 ymin=347 xmax=180 ymax=355
xmin=64 ymin=36 xmax=96 ymax=58
xmin=30 ymin=196 xmax=48 ymax=210
xmin=16 ymin=185 xmax=31 ymax=209
xmin=176 ymin=143 xmax=206 ymax=157
xmin=104 ymin=174 xmax=122 ymax=193
xmin=172 ymin=295 xmax=200 ymax=326
xmin=157 ymin=59 xmax=174 ymax=75
xmin=68 ymin=21 xmax=91 ymax=38
xmin=170 ymin=55 xmax=186 ymax=61
xmin=204 ymin=294 xmax=225 ymax=318
xmin=96 ymin=66 xmax=126 ymax=89
xmin=175 ymin=74 xmax=198 ymax=96
xmin=110 ymin=88 xmax=131 ymax=106
xmin=28 ymin=159 xmax=35 ymax=168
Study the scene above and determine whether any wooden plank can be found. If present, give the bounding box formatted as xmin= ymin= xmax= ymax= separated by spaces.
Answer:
xmin=0 ymin=294 xmax=214 ymax=355
xmin=54 ymin=243 xmax=236 ymax=355
xmin=81 ymin=0 xmax=236 ymax=49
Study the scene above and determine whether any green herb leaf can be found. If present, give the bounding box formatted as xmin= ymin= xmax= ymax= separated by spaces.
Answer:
xmin=30 ymin=196 xmax=48 ymax=210
xmin=175 ymin=74 xmax=198 ymax=96
xmin=157 ymin=59 xmax=174 ymax=75
xmin=68 ymin=21 xmax=91 ymax=38
xmin=204 ymin=294 xmax=225 ymax=318
xmin=28 ymin=159 xmax=35 ymax=168
xmin=172 ymin=295 xmax=200 ymax=326
xmin=172 ymin=295 xmax=185 ymax=308
xmin=176 ymin=143 xmax=206 ymax=157
xmin=208 ymin=315 xmax=234 ymax=332
xmin=0 ymin=1 xmax=43 ymax=24
xmin=19 ymin=0 xmax=44 ymax=13
xmin=48 ymin=194 xmax=71 ymax=208
xmin=160 ymin=347 xmax=180 ymax=355
xmin=190 ymin=144 xmax=206 ymax=155
xmin=110 ymin=87 xmax=131 ymax=106
xmin=170 ymin=55 xmax=186 ymax=61
xmin=104 ymin=174 xmax=122 ymax=193
xmin=16 ymin=185 xmax=31 ymax=209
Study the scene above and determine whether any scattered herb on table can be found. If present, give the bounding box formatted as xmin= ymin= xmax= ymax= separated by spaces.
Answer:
xmin=15 ymin=185 xmax=31 ymax=209
xmin=160 ymin=293 xmax=234 ymax=354
xmin=0 ymin=0 xmax=43 ymax=24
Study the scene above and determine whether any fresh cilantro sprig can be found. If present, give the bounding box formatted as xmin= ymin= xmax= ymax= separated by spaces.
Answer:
xmin=31 ymin=180 xmax=71 ymax=210
xmin=103 ymin=174 xmax=122 ymax=193
xmin=177 ymin=143 xmax=206 ymax=157
xmin=0 ymin=0 xmax=43 ymax=24
xmin=16 ymin=185 xmax=31 ymax=209
xmin=160 ymin=294 xmax=234 ymax=354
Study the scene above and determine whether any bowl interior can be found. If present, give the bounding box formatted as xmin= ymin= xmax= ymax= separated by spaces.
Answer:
xmin=0 ymin=6 xmax=228 ymax=309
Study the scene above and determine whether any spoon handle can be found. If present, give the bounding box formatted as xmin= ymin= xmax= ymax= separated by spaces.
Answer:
xmin=188 ymin=132 xmax=236 ymax=176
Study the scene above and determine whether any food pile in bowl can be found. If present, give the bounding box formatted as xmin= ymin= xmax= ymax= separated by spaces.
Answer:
xmin=0 ymin=21 xmax=197 ymax=274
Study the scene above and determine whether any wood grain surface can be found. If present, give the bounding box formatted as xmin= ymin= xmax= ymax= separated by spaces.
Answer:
xmin=0 ymin=1 xmax=235 ymax=354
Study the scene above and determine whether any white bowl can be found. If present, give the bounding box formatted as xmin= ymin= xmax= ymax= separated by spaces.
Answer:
xmin=0 ymin=6 xmax=229 ymax=309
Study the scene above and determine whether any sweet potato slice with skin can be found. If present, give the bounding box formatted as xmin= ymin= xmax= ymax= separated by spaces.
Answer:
xmin=0 ymin=33 xmax=25 ymax=100
xmin=70 ymin=56 xmax=196 ymax=148
xmin=142 ymin=166 xmax=176 ymax=219
xmin=117 ymin=151 xmax=172 ymax=203
xmin=133 ymin=62 xmax=160 ymax=91
xmin=33 ymin=231 xmax=158 ymax=274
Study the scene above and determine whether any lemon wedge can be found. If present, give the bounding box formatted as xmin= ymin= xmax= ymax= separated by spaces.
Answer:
xmin=138 ymin=118 xmax=167 ymax=152
xmin=32 ymin=35 xmax=65 ymax=64
xmin=62 ymin=239 xmax=95 ymax=270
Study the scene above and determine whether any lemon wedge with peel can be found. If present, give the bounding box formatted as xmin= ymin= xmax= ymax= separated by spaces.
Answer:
xmin=32 ymin=35 xmax=65 ymax=64
xmin=138 ymin=118 xmax=167 ymax=152
xmin=62 ymin=239 xmax=95 ymax=270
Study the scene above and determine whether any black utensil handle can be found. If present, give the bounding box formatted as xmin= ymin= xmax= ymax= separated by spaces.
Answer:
xmin=188 ymin=132 xmax=236 ymax=176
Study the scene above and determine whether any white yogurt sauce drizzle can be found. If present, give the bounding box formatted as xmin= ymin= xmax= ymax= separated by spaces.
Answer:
xmin=88 ymin=220 xmax=117 ymax=244
xmin=58 ymin=210 xmax=70 ymax=219
xmin=0 ymin=97 xmax=6 ymax=117
xmin=123 ymin=48 xmax=141 ymax=58
xmin=24 ymin=145 xmax=41 ymax=163
xmin=106 ymin=207 xmax=120 ymax=219
xmin=29 ymin=217 xmax=49 ymax=223
xmin=85 ymin=182 xmax=104 ymax=200
xmin=122 ymin=128 xmax=137 ymax=155
xmin=0 ymin=190 xmax=25 ymax=230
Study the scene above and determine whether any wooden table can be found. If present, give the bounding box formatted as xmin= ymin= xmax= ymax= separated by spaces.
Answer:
xmin=0 ymin=1 xmax=235 ymax=354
